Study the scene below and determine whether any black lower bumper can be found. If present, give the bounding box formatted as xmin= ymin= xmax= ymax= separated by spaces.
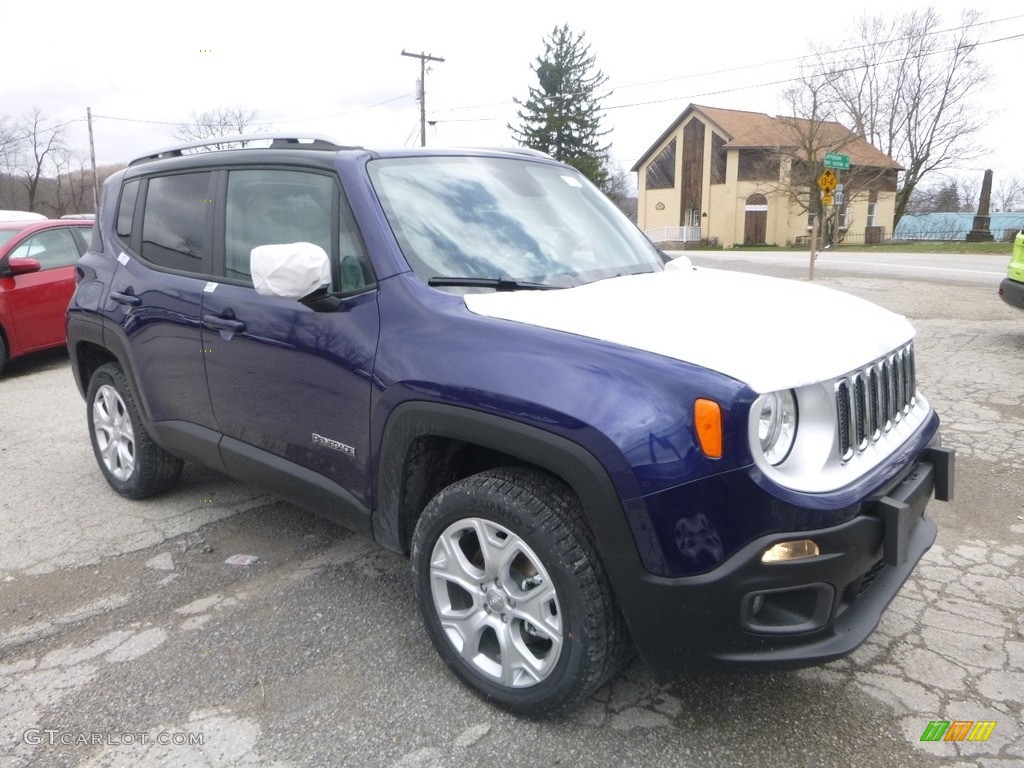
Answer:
xmin=999 ymin=277 xmax=1024 ymax=311
xmin=615 ymin=444 xmax=953 ymax=677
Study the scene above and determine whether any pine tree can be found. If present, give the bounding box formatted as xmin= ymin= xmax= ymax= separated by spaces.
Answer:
xmin=510 ymin=25 xmax=612 ymax=192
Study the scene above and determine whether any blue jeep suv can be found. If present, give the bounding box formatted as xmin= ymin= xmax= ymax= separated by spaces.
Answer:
xmin=66 ymin=135 xmax=954 ymax=716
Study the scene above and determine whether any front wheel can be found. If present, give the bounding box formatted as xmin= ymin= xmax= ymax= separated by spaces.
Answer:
xmin=411 ymin=467 xmax=626 ymax=716
xmin=86 ymin=362 xmax=183 ymax=498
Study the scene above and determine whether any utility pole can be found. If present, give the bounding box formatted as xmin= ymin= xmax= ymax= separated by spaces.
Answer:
xmin=401 ymin=50 xmax=445 ymax=146
xmin=86 ymin=107 xmax=99 ymax=214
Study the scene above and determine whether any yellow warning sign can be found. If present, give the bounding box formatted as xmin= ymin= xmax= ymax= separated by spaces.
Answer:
xmin=818 ymin=169 xmax=837 ymax=192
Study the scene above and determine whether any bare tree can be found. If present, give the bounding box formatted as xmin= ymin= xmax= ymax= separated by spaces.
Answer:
xmin=53 ymin=150 xmax=96 ymax=216
xmin=807 ymin=9 xmax=992 ymax=227
xmin=993 ymin=175 xmax=1024 ymax=212
xmin=0 ymin=113 xmax=21 ymax=168
xmin=16 ymin=108 xmax=69 ymax=212
xmin=768 ymin=72 xmax=894 ymax=246
xmin=957 ymin=174 xmax=981 ymax=213
xmin=172 ymin=107 xmax=266 ymax=147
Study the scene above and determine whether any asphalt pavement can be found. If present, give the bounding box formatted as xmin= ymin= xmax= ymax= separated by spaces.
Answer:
xmin=0 ymin=252 xmax=1021 ymax=767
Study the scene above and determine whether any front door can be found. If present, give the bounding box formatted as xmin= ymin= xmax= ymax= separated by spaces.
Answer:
xmin=3 ymin=226 xmax=85 ymax=351
xmin=201 ymin=168 xmax=380 ymax=511
xmin=743 ymin=194 xmax=768 ymax=245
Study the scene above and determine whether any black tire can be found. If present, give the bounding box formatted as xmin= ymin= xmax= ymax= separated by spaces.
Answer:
xmin=85 ymin=362 xmax=183 ymax=498
xmin=0 ymin=333 xmax=6 ymax=377
xmin=411 ymin=467 xmax=627 ymax=717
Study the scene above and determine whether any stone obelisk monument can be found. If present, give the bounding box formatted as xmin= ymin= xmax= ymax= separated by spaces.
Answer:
xmin=966 ymin=169 xmax=995 ymax=242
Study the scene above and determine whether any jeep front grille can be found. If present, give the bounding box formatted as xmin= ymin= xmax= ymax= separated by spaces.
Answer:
xmin=834 ymin=343 xmax=916 ymax=462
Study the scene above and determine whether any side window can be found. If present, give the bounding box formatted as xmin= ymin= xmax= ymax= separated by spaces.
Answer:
xmin=10 ymin=228 xmax=82 ymax=269
xmin=116 ymin=179 xmax=139 ymax=241
xmin=337 ymin=192 xmax=375 ymax=294
xmin=141 ymin=172 xmax=213 ymax=272
xmin=225 ymin=169 xmax=373 ymax=293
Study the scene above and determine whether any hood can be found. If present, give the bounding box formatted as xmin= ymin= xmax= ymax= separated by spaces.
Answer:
xmin=463 ymin=267 xmax=914 ymax=393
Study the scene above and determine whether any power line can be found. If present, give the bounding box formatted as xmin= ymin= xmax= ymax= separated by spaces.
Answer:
xmin=93 ymin=93 xmax=414 ymax=131
xmin=603 ymin=31 xmax=1024 ymax=113
xmin=432 ymin=16 xmax=1024 ymax=118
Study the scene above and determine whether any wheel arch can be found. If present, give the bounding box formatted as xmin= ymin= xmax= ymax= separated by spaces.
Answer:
xmin=0 ymin=321 xmax=9 ymax=369
xmin=71 ymin=338 xmax=119 ymax=397
xmin=373 ymin=401 xmax=642 ymax=569
xmin=68 ymin=321 xmax=153 ymax=431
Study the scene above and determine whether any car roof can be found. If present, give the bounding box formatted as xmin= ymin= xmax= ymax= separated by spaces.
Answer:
xmin=0 ymin=210 xmax=48 ymax=222
xmin=125 ymin=134 xmax=556 ymax=168
xmin=0 ymin=219 xmax=94 ymax=233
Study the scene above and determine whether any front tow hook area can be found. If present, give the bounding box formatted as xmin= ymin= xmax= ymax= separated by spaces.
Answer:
xmin=923 ymin=445 xmax=954 ymax=501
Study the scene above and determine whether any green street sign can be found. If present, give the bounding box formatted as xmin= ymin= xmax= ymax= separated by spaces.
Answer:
xmin=824 ymin=152 xmax=850 ymax=170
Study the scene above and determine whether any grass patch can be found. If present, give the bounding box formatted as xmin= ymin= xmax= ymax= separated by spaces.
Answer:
xmin=835 ymin=241 xmax=1013 ymax=255
xmin=658 ymin=239 xmax=1016 ymax=255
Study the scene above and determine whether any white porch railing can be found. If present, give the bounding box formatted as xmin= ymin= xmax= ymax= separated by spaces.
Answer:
xmin=644 ymin=226 xmax=702 ymax=243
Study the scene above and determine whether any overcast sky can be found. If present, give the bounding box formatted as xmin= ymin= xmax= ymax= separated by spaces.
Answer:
xmin=5 ymin=1 xmax=1023 ymax=191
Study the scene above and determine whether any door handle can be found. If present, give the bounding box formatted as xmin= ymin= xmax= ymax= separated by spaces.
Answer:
xmin=110 ymin=291 xmax=141 ymax=306
xmin=203 ymin=314 xmax=246 ymax=333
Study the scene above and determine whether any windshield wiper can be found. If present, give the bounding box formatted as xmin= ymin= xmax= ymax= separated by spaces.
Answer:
xmin=427 ymin=276 xmax=560 ymax=291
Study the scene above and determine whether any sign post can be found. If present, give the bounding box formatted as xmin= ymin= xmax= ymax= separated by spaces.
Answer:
xmin=808 ymin=215 xmax=820 ymax=281
xmin=819 ymin=156 xmax=849 ymax=250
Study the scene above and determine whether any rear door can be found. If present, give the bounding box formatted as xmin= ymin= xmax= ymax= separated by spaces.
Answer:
xmin=107 ymin=173 xmax=217 ymax=429
xmin=201 ymin=168 xmax=380 ymax=513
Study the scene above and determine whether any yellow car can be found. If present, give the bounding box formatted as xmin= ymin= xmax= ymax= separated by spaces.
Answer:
xmin=999 ymin=230 xmax=1024 ymax=311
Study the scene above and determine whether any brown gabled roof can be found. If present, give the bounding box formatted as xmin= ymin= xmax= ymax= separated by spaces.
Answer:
xmin=631 ymin=103 xmax=902 ymax=172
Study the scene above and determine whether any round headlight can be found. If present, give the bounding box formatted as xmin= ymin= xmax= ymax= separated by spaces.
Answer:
xmin=758 ymin=390 xmax=798 ymax=465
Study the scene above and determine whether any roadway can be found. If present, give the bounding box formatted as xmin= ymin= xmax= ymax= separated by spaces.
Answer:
xmin=669 ymin=249 xmax=1009 ymax=286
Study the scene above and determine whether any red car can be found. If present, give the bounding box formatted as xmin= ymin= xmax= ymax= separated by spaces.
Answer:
xmin=0 ymin=218 xmax=94 ymax=374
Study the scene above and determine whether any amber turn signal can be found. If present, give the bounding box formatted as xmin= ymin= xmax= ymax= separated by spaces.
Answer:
xmin=694 ymin=398 xmax=723 ymax=459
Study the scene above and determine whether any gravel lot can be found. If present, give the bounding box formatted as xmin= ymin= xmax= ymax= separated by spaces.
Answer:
xmin=1 ymin=255 xmax=1021 ymax=767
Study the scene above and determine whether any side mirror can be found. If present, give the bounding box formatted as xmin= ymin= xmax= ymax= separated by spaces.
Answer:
xmin=251 ymin=242 xmax=331 ymax=300
xmin=7 ymin=257 xmax=42 ymax=276
xmin=664 ymin=255 xmax=694 ymax=272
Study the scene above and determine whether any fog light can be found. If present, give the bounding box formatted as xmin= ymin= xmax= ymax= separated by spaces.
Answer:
xmin=761 ymin=539 xmax=820 ymax=563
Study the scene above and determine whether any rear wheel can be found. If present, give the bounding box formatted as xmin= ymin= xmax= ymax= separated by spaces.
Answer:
xmin=411 ymin=467 xmax=626 ymax=716
xmin=86 ymin=362 xmax=183 ymax=498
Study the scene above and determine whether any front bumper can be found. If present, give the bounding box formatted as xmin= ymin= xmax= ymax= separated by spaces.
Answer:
xmin=999 ymin=277 xmax=1024 ymax=311
xmin=614 ymin=443 xmax=953 ymax=677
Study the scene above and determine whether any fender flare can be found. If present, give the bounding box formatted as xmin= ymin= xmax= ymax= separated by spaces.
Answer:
xmin=372 ymin=401 xmax=642 ymax=568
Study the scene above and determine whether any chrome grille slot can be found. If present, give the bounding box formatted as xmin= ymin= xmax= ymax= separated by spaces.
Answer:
xmin=886 ymin=356 xmax=898 ymax=425
xmin=896 ymin=350 xmax=907 ymax=418
xmin=908 ymin=346 xmax=916 ymax=407
xmin=853 ymin=373 xmax=867 ymax=450
xmin=834 ymin=343 xmax=917 ymax=463
xmin=867 ymin=367 xmax=881 ymax=440
xmin=835 ymin=380 xmax=853 ymax=461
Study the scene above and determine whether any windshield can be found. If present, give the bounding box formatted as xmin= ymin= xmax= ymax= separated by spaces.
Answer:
xmin=0 ymin=229 xmax=24 ymax=248
xmin=367 ymin=155 xmax=665 ymax=289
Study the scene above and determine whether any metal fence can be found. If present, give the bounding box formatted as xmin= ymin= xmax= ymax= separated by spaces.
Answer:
xmin=894 ymin=213 xmax=1024 ymax=242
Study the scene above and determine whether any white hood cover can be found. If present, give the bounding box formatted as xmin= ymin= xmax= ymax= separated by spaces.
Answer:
xmin=464 ymin=268 xmax=915 ymax=393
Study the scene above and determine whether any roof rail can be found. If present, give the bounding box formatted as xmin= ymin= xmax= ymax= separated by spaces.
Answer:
xmin=129 ymin=133 xmax=359 ymax=166
xmin=484 ymin=146 xmax=553 ymax=159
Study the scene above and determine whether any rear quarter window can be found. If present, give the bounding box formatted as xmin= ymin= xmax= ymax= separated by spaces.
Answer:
xmin=116 ymin=180 xmax=140 ymax=241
